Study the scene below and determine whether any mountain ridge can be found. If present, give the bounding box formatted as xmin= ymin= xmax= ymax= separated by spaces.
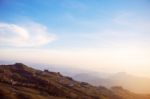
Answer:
xmin=0 ymin=63 xmax=150 ymax=99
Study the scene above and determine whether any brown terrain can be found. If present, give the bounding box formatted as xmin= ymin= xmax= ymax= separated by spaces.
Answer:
xmin=0 ymin=63 xmax=150 ymax=99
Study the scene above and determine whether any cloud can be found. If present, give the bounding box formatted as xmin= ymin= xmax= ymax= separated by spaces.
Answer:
xmin=0 ymin=22 xmax=57 ymax=47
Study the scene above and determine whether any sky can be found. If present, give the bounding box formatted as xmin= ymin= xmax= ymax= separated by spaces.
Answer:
xmin=0 ymin=0 xmax=150 ymax=77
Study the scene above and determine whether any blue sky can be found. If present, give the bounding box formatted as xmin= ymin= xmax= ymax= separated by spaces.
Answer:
xmin=0 ymin=0 xmax=150 ymax=48
xmin=0 ymin=0 xmax=150 ymax=77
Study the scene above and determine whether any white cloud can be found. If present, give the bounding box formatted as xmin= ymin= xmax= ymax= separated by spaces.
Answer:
xmin=0 ymin=22 xmax=57 ymax=47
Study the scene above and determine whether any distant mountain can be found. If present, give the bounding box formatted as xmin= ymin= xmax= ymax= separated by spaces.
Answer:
xmin=73 ymin=72 xmax=150 ymax=94
xmin=73 ymin=72 xmax=111 ymax=86
xmin=0 ymin=63 xmax=150 ymax=99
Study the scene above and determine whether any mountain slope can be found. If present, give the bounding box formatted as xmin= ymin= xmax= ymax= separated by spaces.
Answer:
xmin=0 ymin=63 xmax=150 ymax=99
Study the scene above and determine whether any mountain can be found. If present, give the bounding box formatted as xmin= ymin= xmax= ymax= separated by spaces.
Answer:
xmin=0 ymin=63 xmax=150 ymax=99
xmin=73 ymin=72 xmax=150 ymax=94
xmin=73 ymin=72 xmax=111 ymax=86
xmin=110 ymin=86 xmax=150 ymax=99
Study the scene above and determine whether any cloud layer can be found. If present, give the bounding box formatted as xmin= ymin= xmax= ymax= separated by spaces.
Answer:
xmin=0 ymin=22 xmax=56 ymax=47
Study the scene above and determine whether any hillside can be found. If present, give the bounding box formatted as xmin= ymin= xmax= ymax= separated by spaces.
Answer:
xmin=0 ymin=63 xmax=150 ymax=99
